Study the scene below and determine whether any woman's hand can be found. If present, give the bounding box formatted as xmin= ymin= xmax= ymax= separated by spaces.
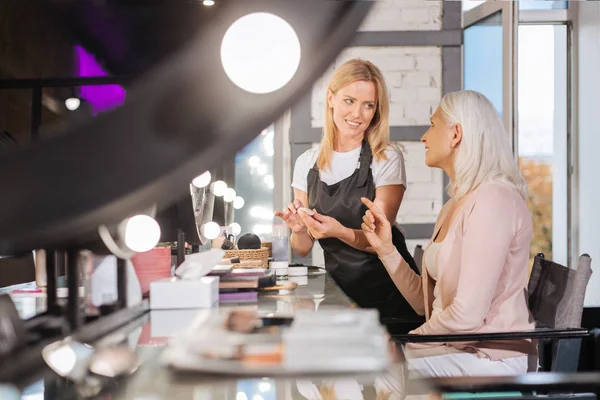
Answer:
xmin=274 ymin=199 xmax=308 ymax=234
xmin=360 ymin=197 xmax=395 ymax=258
xmin=298 ymin=209 xmax=344 ymax=240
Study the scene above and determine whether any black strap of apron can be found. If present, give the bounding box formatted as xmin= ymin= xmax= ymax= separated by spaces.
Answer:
xmin=356 ymin=140 xmax=372 ymax=188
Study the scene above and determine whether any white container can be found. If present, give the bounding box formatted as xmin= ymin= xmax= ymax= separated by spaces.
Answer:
xmin=150 ymin=276 xmax=219 ymax=309
xmin=288 ymin=266 xmax=307 ymax=276
xmin=269 ymin=261 xmax=289 ymax=278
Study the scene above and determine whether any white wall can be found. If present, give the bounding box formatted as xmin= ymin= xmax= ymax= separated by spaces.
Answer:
xmin=359 ymin=0 xmax=442 ymax=31
xmin=576 ymin=1 xmax=600 ymax=306
xmin=395 ymin=141 xmax=444 ymax=224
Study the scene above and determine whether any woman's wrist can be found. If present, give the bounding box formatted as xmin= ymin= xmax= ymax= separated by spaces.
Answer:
xmin=377 ymin=245 xmax=396 ymax=260
xmin=337 ymin=226 xmax=355 ymax=243
xmin=292 ymin=228 xmax=309 ymax=239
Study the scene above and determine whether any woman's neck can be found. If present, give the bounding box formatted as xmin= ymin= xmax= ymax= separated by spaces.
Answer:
xmin=443 ymin=165 xmax=456 ymax=183
xmin=440 ymin=155 xmax=456 ymax=183
xmin=334 ymin=134 xmax=364 ymax=152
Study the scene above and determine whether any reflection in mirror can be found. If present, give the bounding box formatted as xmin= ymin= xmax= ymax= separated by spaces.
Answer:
xmin=235 ymin=125 xmax=275 ymax=242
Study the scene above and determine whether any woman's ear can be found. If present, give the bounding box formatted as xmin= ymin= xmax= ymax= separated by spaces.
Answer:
xmin=326 ymin=89 xmax=334 ymax=109
xmin=451 ymin=123 xmax=463 ymax=149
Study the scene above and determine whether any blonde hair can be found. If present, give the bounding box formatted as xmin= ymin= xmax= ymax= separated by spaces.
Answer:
xmin=317 ymin=59 xmax=390 ymax=171
xmin=440 ymin=90 xmax=527 ymax=200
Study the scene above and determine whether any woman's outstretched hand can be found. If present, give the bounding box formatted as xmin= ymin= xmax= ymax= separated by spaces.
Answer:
xmin=274 ymin=199 xmax=308 ymax=234
xmin=360 ymin=197 xmax=395 ymax=258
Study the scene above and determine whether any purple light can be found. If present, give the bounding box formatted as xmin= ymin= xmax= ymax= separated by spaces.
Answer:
xmin=75 ymin=45 xmax=126 ymax=114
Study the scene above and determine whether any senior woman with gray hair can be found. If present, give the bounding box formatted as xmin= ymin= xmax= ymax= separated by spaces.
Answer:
xmin=362 ymin=90 xmax=536 ymax=377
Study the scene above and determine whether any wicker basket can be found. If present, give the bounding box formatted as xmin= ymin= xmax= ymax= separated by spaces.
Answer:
xmin=224 ymin=247 xmax=270 ymax=266
xmin=261 ymin=242 xmax=272 ymax=258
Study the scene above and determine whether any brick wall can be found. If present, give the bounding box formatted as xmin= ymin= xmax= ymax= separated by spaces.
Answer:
xmin=358 ymin=0 xmax=443 ymax=31
xmin=395 ymin=141 xmax=444 ymax=225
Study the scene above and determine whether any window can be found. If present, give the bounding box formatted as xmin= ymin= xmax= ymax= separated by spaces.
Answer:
xmin=463 ymin=12 xmax=504 ymax=117
xmin=463 ymin=0 xmax=567 ymax=12
xmin=517 ymin=24 xmax=568 ymax=266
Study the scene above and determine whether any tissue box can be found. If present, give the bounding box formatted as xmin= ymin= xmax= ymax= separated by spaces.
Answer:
xmin=150 ymin=276 xmax=219 ymax=309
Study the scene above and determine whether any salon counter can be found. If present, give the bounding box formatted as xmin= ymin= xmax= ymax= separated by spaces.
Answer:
xmin=9 ymin=272 xmax=600 ymax=400
xmin=15 ymin=272 xmax=416 ymax=399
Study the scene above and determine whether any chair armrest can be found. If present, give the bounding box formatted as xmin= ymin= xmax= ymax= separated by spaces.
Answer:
xmin=407 ymin=372 xmax=600 ymax=394
xmin=392 ymin=327 xmax=589 ymax=343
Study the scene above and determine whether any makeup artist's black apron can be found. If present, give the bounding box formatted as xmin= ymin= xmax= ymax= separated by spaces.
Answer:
xmin=307 ymin=141 xmax=420 ymax=319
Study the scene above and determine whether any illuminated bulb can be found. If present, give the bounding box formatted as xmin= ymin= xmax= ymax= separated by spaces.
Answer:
xmin=220 ymin=12 xmax=301 ymax=94
xmin=65 ymin=97 xmax=81 ymax=111
xmin=223 ymin=188 xmax=236 ymax=202
xmin=252 ymin=224 xmax=272 ymax=235
xmin=267 ymin=181 xmax=274 ymax=190
xmin=203 ymin=0 xmax=215 ymax=5
xmin=233 ymin=196 xmax=245 ymax=209
xmin=202 ymin=222 xmax=221 ymax=240
xmin=248 ymin=206 xmax=273 ymax=220
xmin=236 ymin=393 xmax=248 ymax=400
xmin=248 ymin=156 xmax=260 ymax=168
xmin=48 ymin=345 xmax=77 ymax=376
xmin=257 ymin=164 xmax=267 ymax=176
xmin=229 ymin=222 xmax=241 ymax=236
xmin=258 ymin=382 xmax=271 ymax=392
xmin=124 ymin=215 xmax=161 ymax=252
xmin=250 ymin=206 xmax=264 ymax=218
xmin=264 ymin=174 xmax=273 ymax=185
xmin=211 ymin=180 xmax=227 ymax=196
xmin=253 ymin=395 xmax=264 ymax=400
xmin=192 ymin=171 xmax=211 ymax=188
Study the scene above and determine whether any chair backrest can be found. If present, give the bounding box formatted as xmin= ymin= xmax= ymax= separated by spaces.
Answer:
xmin=413 ymin=245 xmax=424 ymax=274
xmin=527 ymin=253 xmax=593 ymax=329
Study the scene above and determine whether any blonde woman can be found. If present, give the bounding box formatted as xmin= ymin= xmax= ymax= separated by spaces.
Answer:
xmin=361 ymin=90 xmax=535 ymax=376
xmin=275 ymin=59 xmax=419 ymax=319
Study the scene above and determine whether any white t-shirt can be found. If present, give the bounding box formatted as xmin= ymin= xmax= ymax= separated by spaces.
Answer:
xmin=292 ymin=144 xmax=407 ymax=193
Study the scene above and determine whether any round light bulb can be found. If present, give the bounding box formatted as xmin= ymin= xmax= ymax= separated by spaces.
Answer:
xmin=223 ymin=188 xmax=236 ymax=202
xmin=48 ymin=345 xmax=77 ymax=376
xmin=191 ymin=171 xmax=211 ymax=188
xmin=203 ymin=0 xmax=215 ymax=5
xmin=211 ymin=180 xmax=227 ymax=196
xmin=202 ymin=222 xmax=221 ymax=240
xmin=229 ymin=222 xmax=241 ymax=236
xmin=65 ymin=97 xmax=81 ymax=111
xmin=124 ymin=215 xmax=161 ymax=252
xmin=257 ymin=164 xmax=267 ymax=176
xmin=248 ymin=156 xmax=261 ymax=168
xmin=233 ymin=196 xmax=245 ymax=209
xmin=220 ymin=12 xmax=301 ymax=94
